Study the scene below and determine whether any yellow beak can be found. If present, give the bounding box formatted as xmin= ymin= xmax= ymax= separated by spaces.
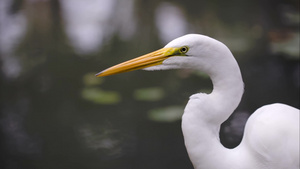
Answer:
xmin=96 ymin=47 xmax=180 ymax=77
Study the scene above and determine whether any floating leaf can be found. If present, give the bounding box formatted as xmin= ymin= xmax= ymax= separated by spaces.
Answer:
xmin=270 ymin=33 xmax=300 ymax=59
xmin=83 ymin=72 xmax=104 ymax=86
xmin=147 ymin=106 xmax=184 ymax=122
xmin=133 ymin=87 xmax=165 ymax=101
xmin=81 ymin=87 xmax=121 ymax=104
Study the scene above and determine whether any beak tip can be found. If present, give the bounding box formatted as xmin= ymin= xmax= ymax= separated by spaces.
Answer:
xmin=95 ymin=71 xmax=103 ymax=77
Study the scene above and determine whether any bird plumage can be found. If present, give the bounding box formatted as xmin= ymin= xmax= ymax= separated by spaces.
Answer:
xmin=96 ymin=34 xmax=299 ymax=169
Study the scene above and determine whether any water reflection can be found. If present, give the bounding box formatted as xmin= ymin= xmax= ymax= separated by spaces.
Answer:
xmin=61 ymin=0 xmax=136 ymax=54
xmin=77 ymin=123 xmax=124 ymax=159
xmin=1 ymin=99 xmax=41 ymax=156
xmin=61 ymin=0 xmax=116 ymax=54
xmin=0 ymin=0 xmax=26 ymax=78
xmin=0 ymin=0 xmax=299 ymax=169
xmin=155 ymin=2 xmax=188 ymax=44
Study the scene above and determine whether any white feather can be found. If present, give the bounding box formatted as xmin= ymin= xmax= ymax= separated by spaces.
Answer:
xmin=145 ymin=34 xmax=299 ymax=169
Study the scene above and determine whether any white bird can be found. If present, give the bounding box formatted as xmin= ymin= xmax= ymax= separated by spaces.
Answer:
xmin=96 ymin=34 xmax=300 ymax=169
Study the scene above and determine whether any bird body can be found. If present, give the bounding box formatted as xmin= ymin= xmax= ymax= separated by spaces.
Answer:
xmin=242 ymin=104 xmax=299 ymax=169
xmin=96 ymin=34 xmax=300 ymax=169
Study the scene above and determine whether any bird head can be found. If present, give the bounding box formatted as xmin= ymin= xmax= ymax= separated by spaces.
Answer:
xmin=96 ymin=34 xmax=230 ymax=77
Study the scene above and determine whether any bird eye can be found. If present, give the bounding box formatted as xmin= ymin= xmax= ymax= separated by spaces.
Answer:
xmin=180 ymin=46 xmax=189 ymax=54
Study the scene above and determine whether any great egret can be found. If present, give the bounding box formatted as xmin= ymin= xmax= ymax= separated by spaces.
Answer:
xmin=96 ymin=34 xmax=299 ymax=169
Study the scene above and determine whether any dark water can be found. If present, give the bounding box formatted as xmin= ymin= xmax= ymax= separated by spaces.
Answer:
xmin=0 ymin=0 xmax=299 ymax=169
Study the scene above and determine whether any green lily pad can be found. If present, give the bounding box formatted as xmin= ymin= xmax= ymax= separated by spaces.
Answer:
xmin=83 ymin=72 xmax=104 ymax=86
xmin=147 ymin=106 xmax=184 ymax=122
xmin=81 ymin=87 xmax=121 ymax=104
xmin=133 ymin=87 xmax=165 ymax=101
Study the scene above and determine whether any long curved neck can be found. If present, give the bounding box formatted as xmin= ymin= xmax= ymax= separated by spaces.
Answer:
xmin=182 ymin=51 xmax=244 ymax=169
xmin=209 ymin=58 xmax=244 ymax=124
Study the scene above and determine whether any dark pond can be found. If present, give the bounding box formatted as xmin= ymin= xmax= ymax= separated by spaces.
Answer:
xmin=1 ymin=0 xmax=299 ymax=169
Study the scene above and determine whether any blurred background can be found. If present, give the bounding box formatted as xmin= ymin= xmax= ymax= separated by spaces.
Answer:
xmin=0 ymin=0 xmax=299 ymax=169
